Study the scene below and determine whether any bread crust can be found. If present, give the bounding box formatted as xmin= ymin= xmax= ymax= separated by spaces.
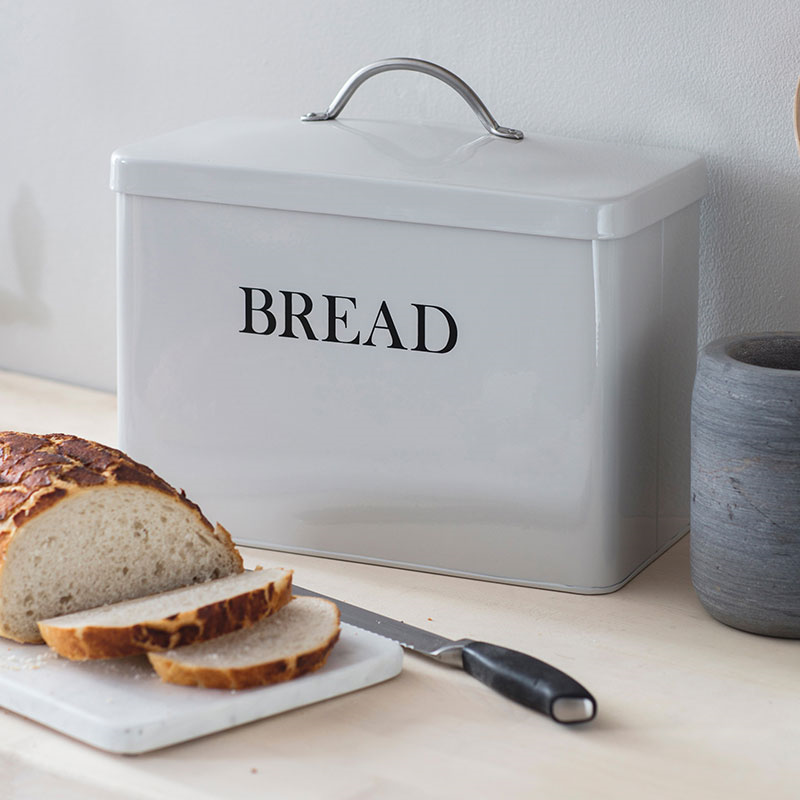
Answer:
xmin=0 ymin=432 xmax=216 ymax=544
xmin=148 ymin=603 xmax=341 ymax=689
xmin=38 ymin=570 xmax=293 ymax=660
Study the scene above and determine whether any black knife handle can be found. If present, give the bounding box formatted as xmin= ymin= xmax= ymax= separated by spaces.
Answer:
xmin=460 ymin=641 xmax=596 ymax=723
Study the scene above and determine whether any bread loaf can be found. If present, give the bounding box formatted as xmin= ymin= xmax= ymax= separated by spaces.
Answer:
xmin=148 ymin=596 xmax=341 ymax=689
xmin=38 ymin=568 xmax=292 ymax=660
xmin=0 ymin=432 xmax=243 ymax=643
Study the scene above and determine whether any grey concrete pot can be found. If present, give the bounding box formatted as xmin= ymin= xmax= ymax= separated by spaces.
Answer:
xmin=691 ymin=333 xmax=800 ymax=637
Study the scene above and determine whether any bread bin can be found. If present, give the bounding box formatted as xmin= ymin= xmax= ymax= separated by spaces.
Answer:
xmin=113 ymin=59 xmax=707 ymax=593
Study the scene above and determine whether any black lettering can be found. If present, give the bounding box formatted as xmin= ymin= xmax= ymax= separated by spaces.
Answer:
xmin=322 ymin=295 xmax=359 ymax=345
xmin=363 ymin=301 xmax=406 ymax=350
xmin=411 ymin=304 xmax=458 ymax=354
xmin=279 ymin=291 xmax=317 ymax=340
xmin=239 ymin=287 xmax=276 ymax=335
xmin=239 ymin=288 xmax=457 ymax=355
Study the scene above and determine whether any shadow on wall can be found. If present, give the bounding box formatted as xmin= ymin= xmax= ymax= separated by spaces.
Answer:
xmin=1 ymin=185 xmax=50 ymax=326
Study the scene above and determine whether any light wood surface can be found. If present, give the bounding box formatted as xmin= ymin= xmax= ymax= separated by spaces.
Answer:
xmin=0 ymin=369 xmax=798 ymax=799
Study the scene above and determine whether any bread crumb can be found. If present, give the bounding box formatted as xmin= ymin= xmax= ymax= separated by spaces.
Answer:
xmin=427 ymin=617 xmax=433 ymax=621
xmin=0 ymin=647 xmax=60 ymax=671
xmin=251 ymin=768 xmax=258 ymax=774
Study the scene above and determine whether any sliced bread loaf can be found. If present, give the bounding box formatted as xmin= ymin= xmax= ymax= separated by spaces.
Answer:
xmin=148 ymin=596 xmax=341 ymax=689
xmin=38 ymin=568 xmax=292 ymax=660
xmin=0 ymin=432 xmax=243 ymax=643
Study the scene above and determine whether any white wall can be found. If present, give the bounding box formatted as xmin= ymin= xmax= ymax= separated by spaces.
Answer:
xmin=2 ymin=0 xmax=799 ymax=392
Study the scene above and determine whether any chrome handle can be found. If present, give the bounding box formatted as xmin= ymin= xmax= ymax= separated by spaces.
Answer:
xmin=302 ymin=58 xmax=523 ymax=140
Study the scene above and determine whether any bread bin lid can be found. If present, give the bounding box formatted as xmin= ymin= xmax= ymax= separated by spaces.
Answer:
xmin=110 ymin=60 xmax=706 ymax=240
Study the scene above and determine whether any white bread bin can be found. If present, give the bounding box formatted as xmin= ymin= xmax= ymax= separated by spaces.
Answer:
xmin=113 ymin=60 xmax=707 ymax=593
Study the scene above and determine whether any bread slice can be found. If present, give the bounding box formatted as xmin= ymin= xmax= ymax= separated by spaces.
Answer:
xmin=148 ymin=596 xmax=341 ymax=689
xmin=37 ymin=568 xmax=292 ymax=660
xmin=0 ymin=432 xmax=243 ymax=643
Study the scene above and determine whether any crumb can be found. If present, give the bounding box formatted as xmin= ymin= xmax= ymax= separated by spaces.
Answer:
xmin=0 ymin=647 xmax=60 ymax=671
xmin=251 ymin=768 xmax=258 ymax=774
xmin=427 ymin=617 xmax=432 ymax=621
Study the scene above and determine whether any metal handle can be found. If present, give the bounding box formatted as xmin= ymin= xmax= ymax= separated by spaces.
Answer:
xmin=302 ymin=58 xmax=523 ymax=140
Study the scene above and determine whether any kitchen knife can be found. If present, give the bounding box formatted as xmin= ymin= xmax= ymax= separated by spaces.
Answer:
xmin=293 ymin=584 xmax=596 ymax=724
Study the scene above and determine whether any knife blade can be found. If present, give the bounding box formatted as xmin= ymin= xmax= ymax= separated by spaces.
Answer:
xmin=293 ymin=584 xmax=596 ymax=724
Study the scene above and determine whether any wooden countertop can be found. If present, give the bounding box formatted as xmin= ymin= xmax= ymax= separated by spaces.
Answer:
xmin=0 ymin=369 xmax=797 ymax=799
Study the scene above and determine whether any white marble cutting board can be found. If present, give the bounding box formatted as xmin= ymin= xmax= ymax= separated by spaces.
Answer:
xmin=0 ymin=623 xmax=402 ymax=754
